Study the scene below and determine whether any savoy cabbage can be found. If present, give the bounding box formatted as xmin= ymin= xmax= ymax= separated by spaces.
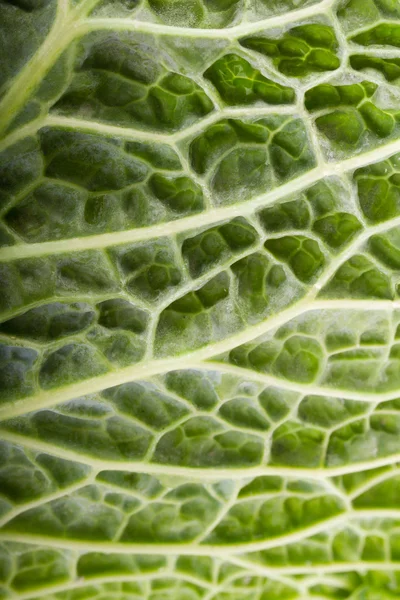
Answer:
xmin=1 ymin=0 xmax=400 ymax=598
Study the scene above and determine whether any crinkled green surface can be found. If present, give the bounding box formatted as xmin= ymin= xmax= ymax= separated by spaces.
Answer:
xmin=2 ymin=0 xmax=400 ymax=599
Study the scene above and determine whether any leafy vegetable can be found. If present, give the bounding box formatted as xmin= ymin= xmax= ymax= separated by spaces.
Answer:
xmin=1 ymin=0 xmax=400 ymax=598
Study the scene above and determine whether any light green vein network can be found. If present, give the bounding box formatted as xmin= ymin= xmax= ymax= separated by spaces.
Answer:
xmin=2 ymin=0 xmax=400 ymax=599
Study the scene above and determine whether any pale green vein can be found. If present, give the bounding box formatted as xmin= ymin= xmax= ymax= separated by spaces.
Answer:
xmin=3 ymin=135 xmax=400 ymax=263
xmin=0 ymin=297 xmax=398 ymax=423
xmin=1 ymin=510 xmax=399 ymax=556
xmin=4 ymin=429 xmax=400 ymax=480
xmin=84 ymin=0 xmax=333 ymax=40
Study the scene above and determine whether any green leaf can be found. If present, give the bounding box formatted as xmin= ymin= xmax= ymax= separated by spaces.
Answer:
xmin=2 ymin=1 xmax=400 ymax=598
